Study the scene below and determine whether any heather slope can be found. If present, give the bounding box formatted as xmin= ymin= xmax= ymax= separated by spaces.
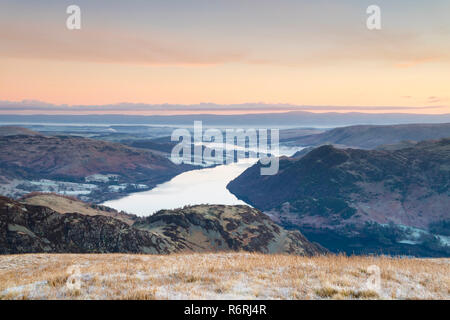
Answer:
xmin=0 ymin=134 xmax=183 ymax=180
xmin=0 ymin=129 xmax=194 ymax=202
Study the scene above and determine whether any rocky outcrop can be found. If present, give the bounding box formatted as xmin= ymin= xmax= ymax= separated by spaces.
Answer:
xmin=134 ymin=205 xmax=327 ymax=255
xmin=0 ymin=196 xmax=172 ymax=254
xmin=0 ymin=196 xmax=326 ymax=255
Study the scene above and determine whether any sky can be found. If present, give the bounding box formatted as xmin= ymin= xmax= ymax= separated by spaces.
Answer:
xmin=0 ymin=0 xmax=449 ymax=114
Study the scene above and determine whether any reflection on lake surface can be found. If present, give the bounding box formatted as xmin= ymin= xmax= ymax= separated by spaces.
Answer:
xmin=102 ymin=159 xmax=255 ymax=216
xmin=102 ymin=146 xmax=303 ymax=216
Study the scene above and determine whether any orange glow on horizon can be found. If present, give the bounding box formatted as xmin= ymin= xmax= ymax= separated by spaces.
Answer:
xmin=1 ymin=2 xmax=449 ymax=115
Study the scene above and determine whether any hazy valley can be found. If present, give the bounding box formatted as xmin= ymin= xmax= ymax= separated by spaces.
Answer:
xmin=0 ymin=120 xmax=449 ymax=301
xmin=1 ymin=122 xmax=450 ymax=258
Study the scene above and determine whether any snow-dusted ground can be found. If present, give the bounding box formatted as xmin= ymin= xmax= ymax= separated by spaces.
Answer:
xmin=0 ymin=253 xmax=448 ymax=300
xmin=0 ymin=179 xmax=98 ymax=198
xmin=0 ymin=177 xmax=149 ymax=202
xmin=381 ymin=223 xmax=450 ymax=248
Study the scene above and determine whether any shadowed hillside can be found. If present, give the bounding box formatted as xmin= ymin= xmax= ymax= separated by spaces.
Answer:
xmin=227 ymin=139 xmax=450 ymax=256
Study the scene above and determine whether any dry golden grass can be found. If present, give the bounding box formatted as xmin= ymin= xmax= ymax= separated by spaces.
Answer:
xmin=0 ymin=253 xmax=448 ymax=300
xmin=21 ymin=194 xmax=135 ymax=225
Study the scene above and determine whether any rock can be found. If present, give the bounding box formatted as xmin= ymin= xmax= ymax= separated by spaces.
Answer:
xmin=0 ymin=196 xmax=326 ymax=255
xmin=134 ymin=205 xmax=327 ymax=255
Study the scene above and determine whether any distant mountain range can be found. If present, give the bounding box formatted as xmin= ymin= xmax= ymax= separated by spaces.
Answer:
xmin=283 ymin=123 xmax=450 ymax=149
xmin=227 ymin=139 xmax=450 ymax=257
xmin=1 ymin=112 xmax=450 ymax=127
xmin=0 ymin=126 xmax=42 ymax=137
xmin=0 ymin=194 xmax=326 ymax=255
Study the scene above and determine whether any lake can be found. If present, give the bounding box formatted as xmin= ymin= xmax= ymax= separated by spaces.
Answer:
xmin=102 ymin=146 xmax=303 ymax=216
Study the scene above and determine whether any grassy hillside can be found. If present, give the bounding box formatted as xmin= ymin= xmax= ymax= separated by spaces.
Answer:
xmin=0 ymin=253 xmax=448 ymax=300
xmin=21 ymin=193 xmax=136 ymax=225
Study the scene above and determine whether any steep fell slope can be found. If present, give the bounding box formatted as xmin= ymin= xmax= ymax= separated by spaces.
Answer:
xmin=227 ymin=139 xmax=450 ymax=256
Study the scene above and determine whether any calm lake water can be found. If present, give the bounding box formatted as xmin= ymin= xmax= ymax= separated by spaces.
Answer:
xmin=102 ymin=146 xmax=303 ymax=216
